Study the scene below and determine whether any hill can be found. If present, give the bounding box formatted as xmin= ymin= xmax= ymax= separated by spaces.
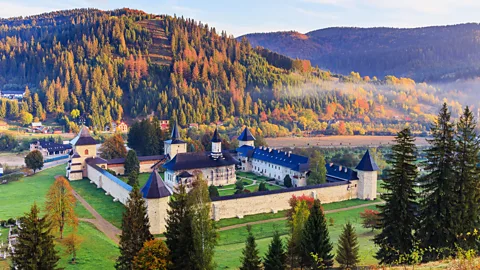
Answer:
xmin=241 ymin=24 xmax=480 ymax=82
xmin=0 ymin=9 xmax=474 ymax=139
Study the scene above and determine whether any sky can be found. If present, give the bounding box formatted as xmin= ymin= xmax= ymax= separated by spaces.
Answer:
xmin=1 ymin=0 xmax=480 ymax=36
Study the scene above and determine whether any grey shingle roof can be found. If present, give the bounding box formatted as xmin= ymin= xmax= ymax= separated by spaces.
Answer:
xmin=355 ymin=150 xmax=379 ymax=171
xmin=141 ymin=170 xmax=172 ymax=199
xmin=75 ymin=126 xmax=97 ymax=146
xmin=211 ymin=127 xmax=221 ymax=143
xmin=163 ymin=151 xmax=238 ymax=171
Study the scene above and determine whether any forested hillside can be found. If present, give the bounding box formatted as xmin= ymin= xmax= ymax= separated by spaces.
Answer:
xmin=0 ymin=9 xmax=471 ymax=137
xmin=241 ymin=24 xmax=480 ymax=82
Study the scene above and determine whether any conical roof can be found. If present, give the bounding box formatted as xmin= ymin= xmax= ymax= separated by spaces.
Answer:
xmin=141 ymin=170 xmax=172 ymax=199
xmin=238 ymin=127 xmax=255 ymax=141
xmin=355 ymin=150 xmax=379 ymax=171
xmin=169 ymin=121 xmax=185 ymax=144
xmin=74 ymin=126 xmax=97 ymax=146
xmin=211 ymin=127 xmax=221 ymax=143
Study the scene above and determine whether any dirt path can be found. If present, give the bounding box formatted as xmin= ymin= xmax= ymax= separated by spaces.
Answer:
xmin=56 ymin=176 xmax=121 ymax=244
xmin=218 ymin=201 xmax=384 ymax=231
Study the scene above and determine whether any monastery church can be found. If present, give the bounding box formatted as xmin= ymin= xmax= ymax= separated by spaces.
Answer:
xmin=65 ymin=125 xmax=379 ymax=233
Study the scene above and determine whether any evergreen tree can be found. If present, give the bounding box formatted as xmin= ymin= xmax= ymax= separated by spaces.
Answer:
xmin=240 ymin=225 xmax=262 ymax=270
xmin=188 ymin=178 xmax=217 ymax=270
xmin=453 ymin=106 xmax=480 ymax=250
xmin=165 ymin=185 xmax=195 ymax=270
xmin=418 ymin=103 xmax=457 ymax=260
xmin=258 ymin=181 xmax=269 ymax=192
xmin=264 ymin=231 xmax=287 ymax=270
xmin=208 ymin=184 xmax=220 ymax=199
xmin=284 ymin=175 xmax=293 ymax=188
xmin=11 ymin=203 xmax=59 ymax=269
xmin=336 ymin=222 xmax=360 ymax=269
xmin=374 ymin=128 xmax=418 ymax=264
xmin=115 ymin=185 xmax=153 ymax=270
xmin=300 ymin=199 xmax=333 ymax=269
xmin=128 ymin=170 xmax=139 ymax=186
xmin=124 ymin=149 xmax=140 ymax=175
xmin=235 ymin=179 xmax=245 ymax=194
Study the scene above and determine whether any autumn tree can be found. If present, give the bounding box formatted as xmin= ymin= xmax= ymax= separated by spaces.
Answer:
xmin=288 ymin=199 xmax=310 ymax=268
xmin=25 ymin=150 xmax=44 ymax=173
xmin=11 ymin=203 xmax=59 ymax=269
xmin=64 ymin=232 xmax=83 ymax=264
xmin=45 ymin=176 xmax=78 ymax=239
xmin=360 ymin=209 xmax=380 ymax=231
xmin=133 ymin=239 xmax=171 ymax=270
xmin=100 ymin=133 xmax=127 ymax=160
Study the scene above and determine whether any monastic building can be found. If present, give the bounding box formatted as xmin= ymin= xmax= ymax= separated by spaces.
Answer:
xmin=162 ymin=124 xmax=238 ymax=189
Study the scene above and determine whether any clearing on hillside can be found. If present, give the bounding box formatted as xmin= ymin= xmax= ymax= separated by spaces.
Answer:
xmin=137 ymin=18 xmax=172 ymax=66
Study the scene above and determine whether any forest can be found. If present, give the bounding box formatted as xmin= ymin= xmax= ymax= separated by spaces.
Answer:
xmin=0 ymin=8 xmax=471 ymax=138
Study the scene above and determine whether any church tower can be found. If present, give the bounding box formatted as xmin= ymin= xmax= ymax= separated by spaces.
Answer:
xmin=164 ymin=121 xmax=187 ymax=159
xmin=238 ymin=127 xmax=255 ymax=147
xmin=211 ymin=127 xmax=222 ymax=159
xmin=356 ymin=150 xmax=379 ymax=200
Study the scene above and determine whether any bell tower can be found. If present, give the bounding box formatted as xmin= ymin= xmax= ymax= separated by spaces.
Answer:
xmin=164 ymin=121 xmax=187 ymax=159
xmin=211 ymin=127 xmax=222 ymax=159
xmin=238 ymin=127 xmax=255 ymax=147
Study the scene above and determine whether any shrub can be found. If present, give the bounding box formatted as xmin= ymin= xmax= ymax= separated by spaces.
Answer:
xmin=284 ymin=175 xmax=293 ymax=188
xmin=360 ymin=209 xmax=380 ymax=231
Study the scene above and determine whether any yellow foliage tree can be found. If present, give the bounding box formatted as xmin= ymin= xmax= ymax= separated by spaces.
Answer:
xmin=45 ymin=176 xmax=78 ymax=239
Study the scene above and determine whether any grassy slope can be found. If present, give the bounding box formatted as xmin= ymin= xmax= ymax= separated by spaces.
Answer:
xmin=0 ymin=165 xmax=118 ymax=269
xmin=214 ymin=205 xmax=379 ymax=269
xmin=0 ymin=165 xmax=92 ymax=219
xmin=69 ymin=179 xmax=125 ymax=228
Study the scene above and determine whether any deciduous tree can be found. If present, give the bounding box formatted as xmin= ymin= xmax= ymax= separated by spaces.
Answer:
xmin=100 ymin=133 xmax=127 ymax=160
xmin=64 ymin=232 xmax=83 ymax=264
xmin=45 ymin=176 xmax=78 ymax=239
xmin=25 ymin=150 xmax=44 ymax=173
xmin=133 ymin=239 xmax=171 ymax=270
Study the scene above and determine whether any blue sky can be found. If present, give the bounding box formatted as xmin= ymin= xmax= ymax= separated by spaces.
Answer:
xmin=1 ymin=0 xmax=480 ymax=36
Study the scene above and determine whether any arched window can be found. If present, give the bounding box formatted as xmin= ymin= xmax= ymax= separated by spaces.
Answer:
xmin=85 ymin=149 xmax=89 ymax=155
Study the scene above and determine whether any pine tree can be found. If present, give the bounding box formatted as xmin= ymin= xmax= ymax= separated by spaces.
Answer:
xmin=164 ymin=184 xmax=195 ymax=270
xmin=115 ymin=185 xmax=153 ymax=270
xmin=264 ymin=231 xmax=287 ymax=270
xmin=124 ymin=149 xmax=140 ymax=175
xmin=240 ymin=225 xmax=262 ymax=270
xmin=374 ymin=128 xmax=418 ymax=264
xmin=300 ymin=199 xmax=333 ymax=268
xmin=128 ymin=170 xmax=139 ymax=186
xmin=11 ymin=203 xmax=59 ymax=269
xmin=418 ymin=103 xmax=457 ymax=260
xmin=336 ymin=222 xmax=360 ymax=269
xmin=453 ymin=106 xmax=480 ymax=250
xmin=188 ymin=178 xmax=217 ymax=270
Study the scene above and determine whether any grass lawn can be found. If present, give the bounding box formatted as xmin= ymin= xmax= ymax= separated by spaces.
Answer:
xmin=0 ymin=165 xmax=91 ymax=219
xmin=214 ymin=205 xmax=379 ymax=269
xmin=69 ymin=179 xmax=125 ymax=228
xmin=216 ymin=199 xmax=377 ymax=228
xmin=236 ymin=171 xmax=270 ymax=182
xmin=118 ymin=173 xmax=152 ymax=188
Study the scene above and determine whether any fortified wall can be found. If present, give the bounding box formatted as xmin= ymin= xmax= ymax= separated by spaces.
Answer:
xmin=210 ymin=180 xmax=358 ymax=221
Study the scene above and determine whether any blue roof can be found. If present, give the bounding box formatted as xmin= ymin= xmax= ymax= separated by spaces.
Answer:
xmin=238 ymin=127 xmax=255 ymax=141
xmin=141 ymin=170 xmax=171 ymax=199
xmin=355 ymin=150 xmax=379 ymax=171
xmin=87 ymin=162 xmax=132 ymax=192
xmin=237 ymin=146 xmax=309 ymax=172
xmin=326 ymin=163 xmax=358 ymax=182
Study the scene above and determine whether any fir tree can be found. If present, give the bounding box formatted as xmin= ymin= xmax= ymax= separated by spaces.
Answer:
xmin=264 ymin=231 xmax=287 ymax=270
xmin=240 ymin=225 xmax=262 ymax=270
xmin=336 ymin=222 xmax=360 ymax=269
xmin=11 ymin=203 xmax=59 ymax=269
xmin=115 ymin=185 xmax=153 ymax=270
xmin=258 ymin=181 xmax=269 ymax=192
xmin=418 ymin=103 xmax=457 ymax=260
xmin=374 ymin=128 xmax=418 ymax=264
xmin=128 ymin=170 xmax=139 ymax=187
xmin=208 ymin=184 xmax=220 ymax=199
xmin=453 ymin=106 xmax=480 ymax=250
xmin=300 ymin=199 xmax=333 ymax=269
xmin=284 ymin=175 xmax=293 ymax=188
xmin=164 ymin=184 xmax=195 ymax=270
xmin=125 ymin=149 xmax=140 ymax=175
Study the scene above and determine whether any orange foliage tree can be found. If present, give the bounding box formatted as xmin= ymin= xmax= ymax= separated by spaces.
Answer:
xmin=45 ymin=176 xmax=78 ymax=239
xmin=287 ymin=194 xmax=315 ymax=221
xmin=133 ymin=239 xmax=171 ymax=270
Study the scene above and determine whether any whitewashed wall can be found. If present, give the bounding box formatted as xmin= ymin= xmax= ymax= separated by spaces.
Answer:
xmin=86 ymin=164 xmax=132 ymax=205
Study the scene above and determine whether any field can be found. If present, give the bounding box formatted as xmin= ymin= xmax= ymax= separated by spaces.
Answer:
xmin=214 ymin=205 xmax=380 ymax=269
xmin=266 ymin=135 xmax=429 ymax=148
xmin=0 ymin=165 xmax=119 ymax=269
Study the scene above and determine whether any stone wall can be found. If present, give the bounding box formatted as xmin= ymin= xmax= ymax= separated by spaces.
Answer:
xmin=357 ymin=171 xmax=377 ymax=200
xmin=146 ymin=197 xmax=170 ymax=235
xmin=86 ymin=164 xmax=132 ymax=204
xmin=211 ymin=180 xmax=358 ymax=220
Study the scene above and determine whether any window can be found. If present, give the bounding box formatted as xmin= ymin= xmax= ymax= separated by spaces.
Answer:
xmin=85 ymin=149 xmax=89 ymax=155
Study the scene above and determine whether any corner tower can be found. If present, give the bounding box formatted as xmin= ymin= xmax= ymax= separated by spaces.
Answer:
xmin=238 ymin=127 xmax=255 ymax=147
xmin=164 ymin=121 xmax=187 ymax=159
xmin=356 ymin=150 xmax=379 ymax=200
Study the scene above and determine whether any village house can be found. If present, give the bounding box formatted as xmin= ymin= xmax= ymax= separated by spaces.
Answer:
xmin=30 ymin=139 xmax=72 ymax=158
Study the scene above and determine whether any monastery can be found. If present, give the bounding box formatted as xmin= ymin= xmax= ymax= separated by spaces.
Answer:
xmin=65 ymin=125 xmax=378 ymax=233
